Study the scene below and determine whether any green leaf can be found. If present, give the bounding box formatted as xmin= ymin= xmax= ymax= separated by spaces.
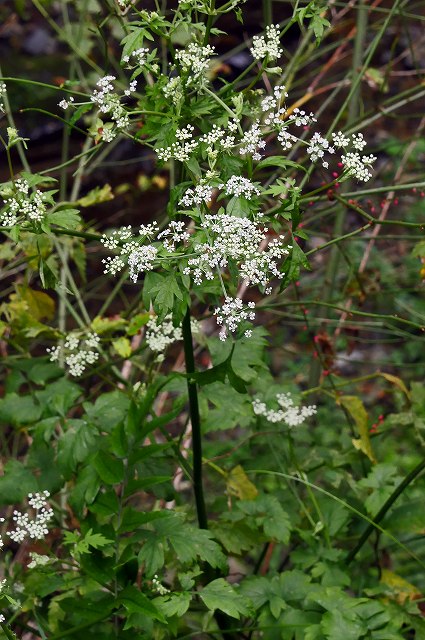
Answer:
xmin=117 ymin=585 xmax=165 ymax=622
xmin=0 ymin=392 xmax=42 ymax=425
xmin=257 ymin=156 xmax=306 ymax=173
xmin=155 ymin=593 xmax=191 ymax=617
xmin=239 ymin=495 xmax=291 ymax=544
xmin=0 ymin=460 xmax=37 ymax=505
xmin=93 ymin=450 xmax=125 ymax=485
xmin=321 ymin=608 xmax=365 ymax=640
xmin=64 ymin=528 xmax=113 ymax=554
xmin=39 ymin=257 xmax=59 ymax=289
xmin=48 ymin=208 xmax=81 ymax=230
xmin=200 ymin=579 xmax=251 ymax=619
xmin=138 ymin=537 xmax=165 ymax=576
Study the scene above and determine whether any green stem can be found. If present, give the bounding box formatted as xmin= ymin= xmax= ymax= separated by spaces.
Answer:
xmin=182 ymin=308 xmax=208 ymax=530
xmin=346 ymin=457 xmax=425 ymax=564
xmin=263 ymin=0 xmax=272 ymax=26
xmin=0 ymin=623 xmax=17 ymax=640
xmin=203 ymin=0 xmax=216 ymax=47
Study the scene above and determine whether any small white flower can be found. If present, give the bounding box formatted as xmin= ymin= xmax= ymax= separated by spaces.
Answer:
xmin=58 ymin=96 xmax=75 ymax=110
xmin=179 ymin=183 xmax=214 ymax=208
xmin=331 ymin=131 xmax=350 ymax=148
xmin=219 ymin=175 xmax=260 ymax=199
xmin=214 ymin=297 xmax=256 ymax=341
xmin=47 ymin=333 xmax=100 ymax=377
xmin=28 ymin=552 xmax=50 ymax=569
xmin=251 ymin=25 xmax=283 ymax=62
xmin=253 ymin=393 xmax=316 ymax=427
xmin=175 ymin=42 xmax=215 ymax=88
xmin=341 ymin=152 xmax=376 ymax=182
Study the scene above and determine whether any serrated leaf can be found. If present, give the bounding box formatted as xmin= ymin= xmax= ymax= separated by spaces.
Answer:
xmin=200 ymin=579 xmax=251 ymax=619
xmin=48 ymin=209 xmax=81 ymax=230
xmin=338 ymin=395 xmax=376 ymax=463
xmin=65 ymin=528 xmax=113 ymax=555
xmin=155 ymin=593 xmax=191 ymax=617
xmin=138 ymin=537 xmax=165 ymax=576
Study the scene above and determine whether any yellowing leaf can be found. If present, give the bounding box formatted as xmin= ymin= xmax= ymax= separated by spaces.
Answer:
xmin=92 ymin=315 xmax=127 ymax=334
xmin=226 ymin=465 xmax=258 ymax=500
xmin=380 ymin=373 xmax=411 ymax=400
xmin=112 ymin=337 xmax=132 ymax=359
xmin=77 ymin=184 xmax=114 ymax=207
xmin=16 ymin=286 xmax=55 ymax=321
xmin=338 ymin=395 xmax=376 ymax=463
xmin=381 ymin=569 xmax=421 ymax=604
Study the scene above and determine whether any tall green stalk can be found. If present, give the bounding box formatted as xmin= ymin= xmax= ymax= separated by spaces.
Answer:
xmin=182 ymin=308 xmax=208 ymax=530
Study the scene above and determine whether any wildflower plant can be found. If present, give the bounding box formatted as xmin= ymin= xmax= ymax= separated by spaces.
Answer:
xmin=0 ymin=0 xmax=425 ymax=639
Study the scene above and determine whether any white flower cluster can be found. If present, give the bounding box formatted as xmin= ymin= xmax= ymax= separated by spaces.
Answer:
xmin=7 ymin=491 xmax=53 ymax=544
xmin=0 ymin=82 xmax=7 ymax=113
xmin=152 ymin=574 xmax=170 ymax=595
xmin=145 ymin=314 xmax=183 ymax=356
xmin=307 ymin=132 xmax=335 ymax=169
xmin=253 ymin=393 xmax=316 ymax=427
xmin=341 ymin=152 xmax=377 ymax=182
xmin=199 ymin=123 xmax=237 ymax=159
xmin=179 ymin=183 xmax=214 ymax=208
xmin=123 ymin=47 xmax=149 ymax=66
xmin=330 ymin=131 xmax=376 ymax=181
xmin=183 ymin=213 xmax=288 ymax=288
xmin=47 ymin=332 xmax=100 ymax=377
xmin=157 ymin=220 xmax=190 ymax=251
xmin=239 ymin=121 xmax=266 ymax=160
xmin=298 ymin=129 xmax=377 ymax=179
xmin=28 ymin=552 xmax=50 ymax=569
xmin=58 ymin=96 xmax=75 ymax=110
xmin=214 ymin=297 xmax=256 ymax=341
xmin=0 ymin=178 xmax=48 ymax=227
xmin=90 ymin=75 xmax=137 ymax=140
xmin=219 ymin=176 xmax=260 ymax=199
xmin=175 ymin=42 xmax=215 ymax=88
xmin=287 ymin=108 xmax=317 ymax=127
xmin=156 ymin=125 xmax=199 ymax=162
xmin=250 ymin=24 xmax=283 ymax=62
xmin=163 ymin=76 xmax=184 ymax=107
xmin=101 ymin=224 xmax=160 ymax=281
xmin=261 ymin=85 xmax=288 ymax=126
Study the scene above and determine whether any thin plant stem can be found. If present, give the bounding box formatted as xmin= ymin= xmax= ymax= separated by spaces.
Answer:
xmin=346 ymin=457 xmax=425 ymax=564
